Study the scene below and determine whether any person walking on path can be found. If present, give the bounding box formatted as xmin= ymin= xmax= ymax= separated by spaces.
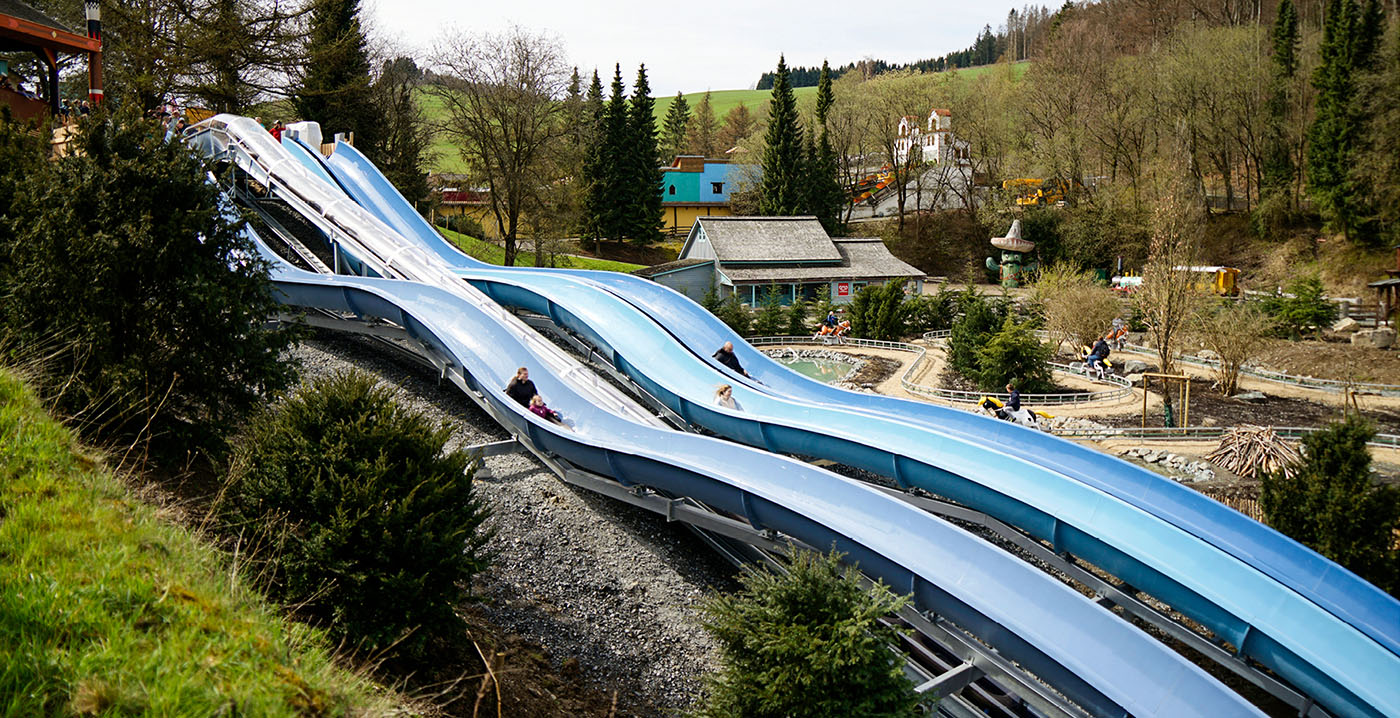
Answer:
xmin=505 ymin=367 xmax=537 ymax=407
xmin=713 ymin=342 xmax=752 ymax=378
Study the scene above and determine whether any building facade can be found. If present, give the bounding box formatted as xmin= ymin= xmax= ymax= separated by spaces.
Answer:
xmin=639 ymin=216 xmax=924 ymax=306
xmin=659 ymin=156 xmax=749 ymax=235
xmin=894 ymin=108 xmax=971 ymax=166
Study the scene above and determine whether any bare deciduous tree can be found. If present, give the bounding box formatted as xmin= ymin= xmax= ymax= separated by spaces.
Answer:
xmin=430 ymin=27 xmax=570 ymax=267
xmin=1134 ymin=171 xmax=1205 ymax=376
xmin=1189 ymin=300 xmax=1276 ymax=395
xmin=1035 ymin=263 xmax=1125 ymax=353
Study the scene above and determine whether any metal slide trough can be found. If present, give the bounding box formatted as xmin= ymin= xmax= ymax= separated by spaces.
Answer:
xmin=315 ymin=139 xmax=1400 ymax=718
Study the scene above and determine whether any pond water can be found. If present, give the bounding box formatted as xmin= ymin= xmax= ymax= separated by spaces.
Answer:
xmin=776 ymin=357 xmax=854 ymax=384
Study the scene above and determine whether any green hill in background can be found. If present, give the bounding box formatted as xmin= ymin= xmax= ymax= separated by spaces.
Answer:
xmin=423 ymin=62 xmax=1026 ymax=174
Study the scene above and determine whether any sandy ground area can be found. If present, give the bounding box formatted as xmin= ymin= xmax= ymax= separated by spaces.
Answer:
xmin=765 ymin=340 xmax=1400 ymax=472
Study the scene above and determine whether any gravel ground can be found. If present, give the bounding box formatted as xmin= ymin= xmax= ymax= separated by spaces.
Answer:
xmin=289 ymin=334 xmax=732 ymax=716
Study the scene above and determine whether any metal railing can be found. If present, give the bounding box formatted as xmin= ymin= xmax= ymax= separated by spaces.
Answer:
xmin=1049 ymin=424 xmax=1400 ymax=448
xmin=927 ymin=328 xmax=1400 ymax=398
xmin=752 ymin=335 xmax=1134 ymax=405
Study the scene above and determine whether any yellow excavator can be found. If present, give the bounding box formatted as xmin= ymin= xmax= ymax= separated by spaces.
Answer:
xmin=1002 ymin=178 xmax=1075 ymax=207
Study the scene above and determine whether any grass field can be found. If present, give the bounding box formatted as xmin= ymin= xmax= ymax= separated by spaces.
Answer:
xmin=0 ymin=368 xmax=393 ymax=716
xmin=438 ymin=226 xmax=644 ymax=271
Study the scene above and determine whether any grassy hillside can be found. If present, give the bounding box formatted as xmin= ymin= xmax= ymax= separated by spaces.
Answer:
xmin=438 ymin=226 xmax=644 ymax=271
xmin=0 ymin=368 xmax=395 ymax=716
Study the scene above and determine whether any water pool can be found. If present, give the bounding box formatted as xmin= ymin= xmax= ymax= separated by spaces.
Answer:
xmin=775 ymin=357 xmax=854 ymax=384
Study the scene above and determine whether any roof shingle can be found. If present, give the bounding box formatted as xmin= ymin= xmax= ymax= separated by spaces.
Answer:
xmin=695 ymin=216 xmax=841 ymax=263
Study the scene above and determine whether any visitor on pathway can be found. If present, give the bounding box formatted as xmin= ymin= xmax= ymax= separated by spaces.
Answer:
xmin=714 ymin=384 xmax=739 ymax=409
xmin=505 ymin=366 xmax=537 ymax=407
xmin=713 ymin=342 xmax=751 ymax=378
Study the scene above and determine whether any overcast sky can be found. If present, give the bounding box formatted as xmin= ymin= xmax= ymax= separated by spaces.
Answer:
xmin=364 ymin=0 xmax=1025 ymax=96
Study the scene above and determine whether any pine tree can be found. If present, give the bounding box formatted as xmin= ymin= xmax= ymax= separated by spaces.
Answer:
xmin=809 ymin=60 xmax=847 ymax=235
xmin=686 ymin=90 xmax=718 ymax=157
xmin=661 ymin=92 xmax=691 ymax=161
xmin=1260 ymin=0 xmax=1299 ymax=215
xmin=597 ymin=66 xmax=632 ymax=244
xmin=1351 ymin=16 xmax=1400 ymax=245
xmin=626 ymin=65 xmax=664 ymax=244
xmin=577 ymin=70 xmax=606 ymax=248
xmin=716 ymin=104 xmax=756 ymax=152
xmin=293 ymin=0 xmax=383 ymax=150
xmin=1261 ymin=417 xmax=1400 ymax=594
xmin=1308 ymin=0 xmax=1382 ymax=243
xmin=758 ymin=56 xmax=808 ymax=216
xmin=698 ymin=549 xmax=920 ymax=717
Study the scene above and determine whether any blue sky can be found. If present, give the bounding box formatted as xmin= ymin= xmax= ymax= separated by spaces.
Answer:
xmin=365 ymin=0 xmax=1024 ymax=95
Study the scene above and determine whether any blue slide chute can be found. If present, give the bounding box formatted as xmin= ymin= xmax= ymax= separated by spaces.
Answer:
xmin=319 ymin=136 xmax=1400 ymax=718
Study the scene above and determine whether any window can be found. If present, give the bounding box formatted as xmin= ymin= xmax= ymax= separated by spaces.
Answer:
xmin=668 ymin=185 xmax=676 ymax=195
xmin=711 ymin=182 xmax=724 ymax=194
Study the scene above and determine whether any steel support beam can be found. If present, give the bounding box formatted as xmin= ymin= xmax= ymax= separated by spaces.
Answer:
xmin=871 ymin=485 xmax=1328 ymax=717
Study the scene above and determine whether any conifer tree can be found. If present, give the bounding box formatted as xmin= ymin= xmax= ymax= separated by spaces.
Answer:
xmin=293 ymin=0 xmax=383 ymax=151
xmin=661 ymin=92 xmax=691 ymax=161
xmin=809 ymin=60 xmax=847 ymax=235
xmin=1308 ymin=0 xmax=1382 ymax=243
xmin=758 ymin=56 xmax=808 ymax=216
xmin=686 ymin=90 xmax=718 ymax=157
xmin=1352 ymin=16 xmax=1400 ymax=245
xmin=717 ymin=104 xmax=756 ymax=152
xmin=626 ymin=65 xmax=664 ymax=244
xmin=595 ymin=65 xmax=632 ymax=244
xmin=577 ymin=70 xmax=607 ymax=249
xmin=1261 ymin=0 xmax=1299 ymax=212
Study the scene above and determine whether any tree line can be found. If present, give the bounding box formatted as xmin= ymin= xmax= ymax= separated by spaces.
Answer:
xmin=754 ymin=3 xmax=1059 ymax=89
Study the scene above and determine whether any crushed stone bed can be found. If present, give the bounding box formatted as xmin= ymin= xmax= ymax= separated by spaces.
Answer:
xmin=290 ymin=335 xmax=729 ymax=715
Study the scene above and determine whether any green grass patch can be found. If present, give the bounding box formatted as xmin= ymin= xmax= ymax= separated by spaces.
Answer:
xmin=437 ymin=227 xmax=644 ymax=272
xmin=0 ymin=368 xmax=394 ymax=716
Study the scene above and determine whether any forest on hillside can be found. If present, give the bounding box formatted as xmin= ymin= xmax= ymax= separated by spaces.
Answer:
xmin=767 ymin=0 xmax=1400 ymax=278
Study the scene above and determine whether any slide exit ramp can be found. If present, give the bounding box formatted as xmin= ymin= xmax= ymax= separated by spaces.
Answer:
xmin=317 ymin=139 xmax=1400 ymax=718
xmin=184 ymin=113 xmax=1268 ymax=718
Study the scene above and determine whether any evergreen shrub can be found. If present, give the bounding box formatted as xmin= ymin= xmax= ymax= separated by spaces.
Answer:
xmin=217 ymin=370 xmax=493 ymax=660
xmin=1262 ymin=275 xmax=1338 ymax=338
xmin=947 ymin=289 xmax=1009 ymax=377
xmin=752 ymin=284 xmax=788 ymax=337
xmin=972 ymin=316 xmax=1055 ymax=392
xmin=1261 ymin=417 xmax=1399 ymax=595
xmin=698 ymin=549 xmax=921 ymax=718
xmin=0 ymin=111 xmax=296 ymax=460
xmin=849 ymin=280 xmax=910 ymax=341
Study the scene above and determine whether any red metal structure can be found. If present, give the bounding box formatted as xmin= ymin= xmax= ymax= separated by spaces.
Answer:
xmin=0 ymin=0 xmax=102 ymax=121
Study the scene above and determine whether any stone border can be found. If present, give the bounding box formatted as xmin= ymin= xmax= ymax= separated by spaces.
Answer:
xmin=750 ymin=335 xmax=1133 ymax=406
xmin=759 ymin=347 xmax=863 ymax=386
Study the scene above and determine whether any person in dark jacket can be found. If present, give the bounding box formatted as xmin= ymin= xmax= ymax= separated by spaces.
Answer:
xmin=1087 ymin=337 xmax=1110 ymax=372
xmin=824 ymin=310 xmax=839 ymax=328
xmin=505 ymin=366 xmax=537 ymax=407
xmin=713 ymin=341 xmax=751 ymax=378
xmin=1005 ymin=383 xmax=1020 ymax=412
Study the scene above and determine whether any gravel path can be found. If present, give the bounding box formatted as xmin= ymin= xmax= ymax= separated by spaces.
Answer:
xmin=289 ymin=334 xmax=731 ymax=716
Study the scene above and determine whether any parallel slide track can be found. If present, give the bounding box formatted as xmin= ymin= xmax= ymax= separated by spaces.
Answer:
xmin=187 ymin=114 xmax=1397 ymax=717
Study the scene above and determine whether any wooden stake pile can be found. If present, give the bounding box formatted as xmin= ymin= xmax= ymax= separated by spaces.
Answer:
xmin=1206 ymin=426 xmax=1302 ymax=480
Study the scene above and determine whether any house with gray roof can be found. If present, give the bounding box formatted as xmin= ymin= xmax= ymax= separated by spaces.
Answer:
xmin=637 ymin=216 xmax=924 ymax=305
